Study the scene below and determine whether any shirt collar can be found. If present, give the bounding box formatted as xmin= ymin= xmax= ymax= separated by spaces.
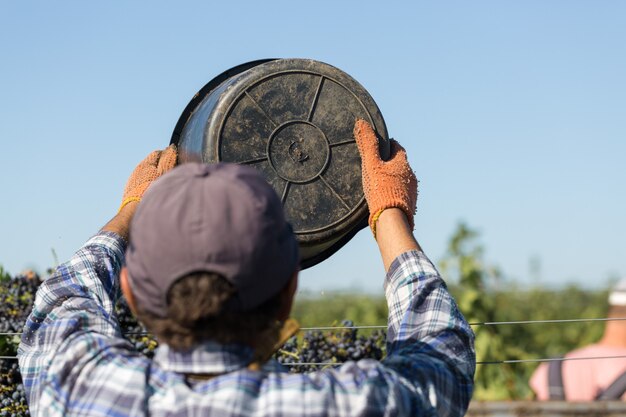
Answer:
xmin=153 ymin=340 xmax=255 ymax=375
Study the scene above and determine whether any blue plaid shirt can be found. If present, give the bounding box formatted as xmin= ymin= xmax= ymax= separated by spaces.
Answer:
xmin=18 ymin=231 xmax=475 ymax=416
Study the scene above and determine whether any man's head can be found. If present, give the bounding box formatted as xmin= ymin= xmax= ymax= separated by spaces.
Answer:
xmin=608 ymin=278 xmax=626 ymax=318
xmin=120 ymin=163 xmax=300 ymax=350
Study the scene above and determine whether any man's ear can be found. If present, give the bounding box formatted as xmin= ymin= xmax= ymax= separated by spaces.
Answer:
xmin=276 ymin=270 xmax=298 ymax=322
xmin=120 ymin=267 xmax=138 ymax=315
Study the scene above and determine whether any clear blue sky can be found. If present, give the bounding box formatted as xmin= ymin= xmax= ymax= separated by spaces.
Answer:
xmin=1 ymin=1 xmax=625 ymax=293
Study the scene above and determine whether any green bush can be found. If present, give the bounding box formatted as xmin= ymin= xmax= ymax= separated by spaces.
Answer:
xmin=292 ymin=293 xmax=388 ymax=328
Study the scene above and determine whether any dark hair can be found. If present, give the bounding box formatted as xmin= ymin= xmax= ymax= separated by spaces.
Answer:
xmin=133 ymin=272 xmax=284 ymax=351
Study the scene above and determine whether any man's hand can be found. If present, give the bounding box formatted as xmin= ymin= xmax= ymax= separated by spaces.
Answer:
xmin=353 ymin=120 xmax=418 ymax=237
xmin=104 ymin=145 xmax=177 ymax=240
xmin=353 ymin=121 xmax=421 ymax=271
xmin=119 ymin=145 xmax=178 ymax=212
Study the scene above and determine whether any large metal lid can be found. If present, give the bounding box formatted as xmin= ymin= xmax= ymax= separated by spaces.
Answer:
xmin=171 ymin=59 xmax=389 ymax=269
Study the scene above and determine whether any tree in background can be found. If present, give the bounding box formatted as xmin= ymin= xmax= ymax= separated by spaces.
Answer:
xmin=439 ymin=222 xmax=520 ymax=399
xmin=440 ymin=222 xmax=607 ymax=400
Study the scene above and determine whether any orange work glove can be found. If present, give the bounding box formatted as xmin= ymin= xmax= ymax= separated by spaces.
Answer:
xmin=353 ymin=120 xmax=418 ymax=237
xmin=119 ymin=145 xmax=178 ymax=212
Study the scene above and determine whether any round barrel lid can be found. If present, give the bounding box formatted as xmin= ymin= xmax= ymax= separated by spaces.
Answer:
xmin=172 ymin=59 xmax=389 ymax=268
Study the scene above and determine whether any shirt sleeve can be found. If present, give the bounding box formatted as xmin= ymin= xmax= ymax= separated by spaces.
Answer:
xmin=381 ymin=250 xmax=476 ymax=416
xmin=17 ymin=231 xmax=133 ymax=416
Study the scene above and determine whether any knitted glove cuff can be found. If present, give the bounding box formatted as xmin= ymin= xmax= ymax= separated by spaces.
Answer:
xmin=368 ymin=191 xmax=416 ymax=237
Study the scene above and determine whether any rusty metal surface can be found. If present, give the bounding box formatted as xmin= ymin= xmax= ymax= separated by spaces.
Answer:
xmin=467 ymin=401 xmax=626 ymax=417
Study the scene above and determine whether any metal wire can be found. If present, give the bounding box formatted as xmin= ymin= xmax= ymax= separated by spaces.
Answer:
xmin=299 ymin=325 xmax=387 ymax=331
xmin=4 ymin=354 xmax=626 ymax=365
xmin=3 ymin=318 xmax=626 ymax=365
xmin=301 ymin=317 xmax=626 ymax=329
xmin=477 ymin=355 xmax=626 ymax=365
xmin=279 ymin=355 xmax=626 ymax=367
xmin=468 ymin=317 xmax=626 ymax=327
xmin=2 ymin=316 xmax=626 ymax=338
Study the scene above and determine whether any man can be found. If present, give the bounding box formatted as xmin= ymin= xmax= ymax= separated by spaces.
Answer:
xmin=530 ymin=280 xmax=626 ymax=401
xmin=18 ymin=120 xmax=475 ymax=416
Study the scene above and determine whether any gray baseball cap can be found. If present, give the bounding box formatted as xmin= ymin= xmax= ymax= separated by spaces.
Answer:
xmin=125 ymin=162 xmax=299 ymax=317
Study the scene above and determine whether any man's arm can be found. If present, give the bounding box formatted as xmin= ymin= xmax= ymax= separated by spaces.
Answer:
xmin=102 ymin=201 xmax=138 ymax=241
xmin=374 ymin=208 xmax=421 ymax=271
xmin=18 ymin=146 xmax=176 ymax=417
xmin=353 ymin=120 xmax=476 ymax=415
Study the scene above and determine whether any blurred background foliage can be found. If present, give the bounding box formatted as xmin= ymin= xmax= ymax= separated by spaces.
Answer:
xmin=293 ymin=222 xmax=609 ymax=400
xmin=441 ymin=222 xmax=607 ymax=399
xmin=1 ymin=222 xmax=611 ymax=400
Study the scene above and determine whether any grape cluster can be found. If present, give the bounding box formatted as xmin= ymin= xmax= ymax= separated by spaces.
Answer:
xmin=0 ymin=272 xmax=40 ymax=351
xmin=0 ymin=272 xmax=39 ymax=417
xmin=115 ymin=297 xmax=158 ymax=358
xmin=0 ymin=360 xmax=28 ymax=417
xmin=275 ymin=320 xmax=386 ymax=372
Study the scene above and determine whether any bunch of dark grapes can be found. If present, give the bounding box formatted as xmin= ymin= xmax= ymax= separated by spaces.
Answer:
xmin=275 ymin=320 xmax=386 ymax=372
xmin=116 ymin=297 xmax=158 ymax=358
xmin=0 ymin=270 xmax=156 ymax=358
xmin=0 ymin=360 xmax=28 ymax=417
xmin=0 ymin=272 xmax=41 ymax=353
xmin=0 ymin=272 xmax=39 ymax=417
